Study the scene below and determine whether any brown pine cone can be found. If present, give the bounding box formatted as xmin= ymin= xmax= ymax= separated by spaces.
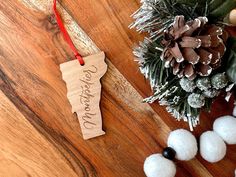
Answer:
xmin=161 ymin=16 xmax=227 ymax=80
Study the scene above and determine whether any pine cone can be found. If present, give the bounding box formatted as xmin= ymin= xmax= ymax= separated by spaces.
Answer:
xmin=161 ymin=16 xmax=227 ymax=80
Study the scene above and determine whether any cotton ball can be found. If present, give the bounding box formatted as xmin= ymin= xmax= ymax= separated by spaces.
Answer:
xmin=213 ymin=116 xmax=236 ymax=144
xmin=167 ymin=129 xmax=198 ymax=161
xmin=200 ymin=131 xmax=226 ymax=163
xmin=143 ymin=154 xmax=176 ymax=177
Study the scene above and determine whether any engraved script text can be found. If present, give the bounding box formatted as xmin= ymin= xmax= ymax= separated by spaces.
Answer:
xmin=79 ymin=65 xmax=98 ymax=129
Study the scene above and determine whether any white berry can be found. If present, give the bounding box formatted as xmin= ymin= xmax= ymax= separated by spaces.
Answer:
xmin=144 ymin=154 xmax=176 ymax=177
xmin=200 ymin=131 xmax=226 ymax=163
xmin=167 ymin=129 xmax=198 ymax=161
xmin=213 ymin=115 xmax=236 ymax=144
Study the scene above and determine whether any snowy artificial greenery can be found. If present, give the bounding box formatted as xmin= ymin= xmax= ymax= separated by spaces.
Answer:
xmin=196 ymin=78 xmax=211 ymax=91
xmin=187 ymin=93 xmax=205 ymax=109
xmin=180 ymin=78 xmax=196 ymax=92
xmin=211 ymin=73 xmax=229 ymax=90
xmin=131 ymin=0 xmax=236 ymax=129
xmin=129 ymin=0 xmax=202 ymax=40
xmin=203 ymin=89 xmax=219 ymax=98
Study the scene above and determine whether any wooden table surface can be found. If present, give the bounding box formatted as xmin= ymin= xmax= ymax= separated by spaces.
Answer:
xmin=0 ymin=0 xmax=235 ymax=176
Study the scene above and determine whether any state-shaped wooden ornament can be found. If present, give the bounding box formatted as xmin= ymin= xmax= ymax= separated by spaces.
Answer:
xmin=60 ymin=52 xmax=107 ymax=140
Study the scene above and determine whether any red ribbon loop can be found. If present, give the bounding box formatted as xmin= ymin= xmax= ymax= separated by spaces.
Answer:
xmin=53 ymin=0 xmax=84 ymax=65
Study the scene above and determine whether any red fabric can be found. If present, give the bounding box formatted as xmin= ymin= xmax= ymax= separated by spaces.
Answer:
xmin=53 ymin=0 xmax=84 ymax=65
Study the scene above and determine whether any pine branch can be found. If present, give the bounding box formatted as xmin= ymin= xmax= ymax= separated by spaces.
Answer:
xmin=130 ymin=0 xmax=175 ymax=39
xmin=130 ymin=0 xmax=208 ymax=40
xmin=131 ymin=0 xmax=232 ymax=130
xmin=134 ymin=37 xmax=174 ymax=87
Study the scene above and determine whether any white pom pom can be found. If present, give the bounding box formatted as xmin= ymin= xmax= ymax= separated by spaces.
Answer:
xmin=233 ymin=106 xmax=236 ymax=117
xmin=144 ymin=154 xmax=176 ymax=177
xmin=200 ymin=131 xmax=226 ymax=163
xmin=213 ymin=115 xmax=236 ymax=144
xmin=167 ymin=129 xmax=197 ymax=161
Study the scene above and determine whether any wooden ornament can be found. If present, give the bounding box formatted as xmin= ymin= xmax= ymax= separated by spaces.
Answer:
xmin=60 ymin=52 xmax=107 ymax=140
xmin=229 ymin=9 xmax=236 ymax=25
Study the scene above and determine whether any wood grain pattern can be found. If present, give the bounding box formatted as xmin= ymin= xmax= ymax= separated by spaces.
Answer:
xmin=60 ymin=52 xmax=107 ymax=139
xmin=0 ymin=0 xmax=235 ymax=176
xmin=0 ymin=90 xmax=78 ymax=177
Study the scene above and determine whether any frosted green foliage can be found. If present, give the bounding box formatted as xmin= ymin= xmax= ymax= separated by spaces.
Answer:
xmin=196 ymin=77 xmax=211 ymax=91
xmin=203 ymin=89 xmax=220 ymax=98
xmin=187 ymin=93 xmax=205 ymax=108
xmin=173 ymin=96 xmax=180 ymax=104
xmin=211 ymin=73 xmax=228 ymax=89
xmin=179 ymin=77 xmax=196 ymax=92
xmin=130 ymin=0 xmax=234 ymax=129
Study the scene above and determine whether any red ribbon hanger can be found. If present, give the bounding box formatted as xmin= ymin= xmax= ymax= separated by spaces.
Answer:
xmin=53 ymin=0 xmax=84 ymax=65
